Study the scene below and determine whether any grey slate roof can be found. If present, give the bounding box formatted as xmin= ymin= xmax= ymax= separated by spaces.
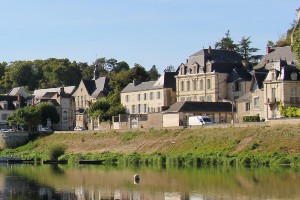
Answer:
xmin=164 ymin=101 xmax=234 ymax=113
xmin=82 ymin=77 xmax=110 ymax=97
xmin=227 ymin=68 xmax=252 ymax=83
xmin=34 ymin=86 xmax=76 ymax=98
xmin=0 ymin=95 xmax=27 ymax=110
xmin=188 ymin=49 xmax=243 ymax=67
xmin=121 ymin=72 xmax=177 ymax=93
xmin=254 ymin=46 xmax=296 ymax=69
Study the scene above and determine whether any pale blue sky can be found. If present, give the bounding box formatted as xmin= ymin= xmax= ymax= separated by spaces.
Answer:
xmin=0 ymin=0 xmax=299 ymax=73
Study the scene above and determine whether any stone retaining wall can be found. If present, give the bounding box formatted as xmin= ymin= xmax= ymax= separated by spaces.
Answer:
xmin=0 ymin=132 xmax=29 ymax=149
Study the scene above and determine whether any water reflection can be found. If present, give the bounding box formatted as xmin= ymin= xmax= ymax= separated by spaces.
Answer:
xmin=0 ymin=164 xmax=298 ymax=199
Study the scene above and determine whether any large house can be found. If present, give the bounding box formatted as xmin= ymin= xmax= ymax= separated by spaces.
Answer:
xmin=0 ymin=95 xmax=27 ymax=130
xmin=33 ymin=86 xmax=76 ymax=131
xmin=176 ymin=47 xmax=246 ymax=103
xmin=72 ymin=66 xmax=111 ymax=129
xmin=121 ymin=72 xmax=177 ymax=114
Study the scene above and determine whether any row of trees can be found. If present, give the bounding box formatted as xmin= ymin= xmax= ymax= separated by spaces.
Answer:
xmin=0 ymin=58 xmax=168 ymax=92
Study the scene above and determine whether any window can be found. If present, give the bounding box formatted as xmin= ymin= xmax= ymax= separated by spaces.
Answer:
xmin=150 ymin=92 xmax=154 ymax=100
xmin=234 ymin=81 xmax=240 ymax=92
xmin=126 ymin=95 xmax=130 ymax=102
xmin=144 ymin=104 xmax=147 ymax=113
xmin=207 ymin=79 xmax=211 ymax=90
xmin=193 ymin=80 xmax=197 ymax=90
xmin=63 ymin=111 xmax=68 ymax=120
xmin=291 ymin=87 xmax=298 ymax=103
xmin=245 ymin=103 xmax=251 ymax=111
xmin=207 ymin=95 xmax=212 ymax=102
xmin=137 ymin=94 xmax=141 ymax=101
xmin=181 ymin=81 xmax=185 ymax=91
xmin=271 ymin=88 xmax=276 ymax=102
xmin=199 ymin=96 xmax=205 ymax=102
xmin=138 ymin=104 xmax=141 ymax=113
xmin=144 ymin=93 xmax=147 ymax=100
xmin=157 ymin=91 xmax=161 ymax=99
xmin=254 ymin=97 xmax=259 ymax=109
xmin=291 ymin=87 xmax=297 ymax=97
xmin=2 ymin=114 xmax=8 ymax=120
xmin=131 ymin=105 xmax=135 ymax=114
xmin=187 ymin=81 xmax=190 ymax=91
xmin=200 ymin=80 xmax=203 ymax=90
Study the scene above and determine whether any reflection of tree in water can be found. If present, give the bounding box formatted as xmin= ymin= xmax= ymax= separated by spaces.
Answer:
xmin=3 ymin=175 xmax=66 ymax=200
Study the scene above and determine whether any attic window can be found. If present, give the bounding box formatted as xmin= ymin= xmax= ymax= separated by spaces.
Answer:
xmin=3 ymin=103 xmax=7 ymax=110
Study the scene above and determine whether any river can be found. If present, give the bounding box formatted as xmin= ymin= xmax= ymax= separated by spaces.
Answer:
xmin=0 ymin=164 xmax=299 ymax=199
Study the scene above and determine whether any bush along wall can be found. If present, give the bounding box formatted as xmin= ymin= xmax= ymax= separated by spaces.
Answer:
xmin=243 ymin=115 xmax=260 ymax=122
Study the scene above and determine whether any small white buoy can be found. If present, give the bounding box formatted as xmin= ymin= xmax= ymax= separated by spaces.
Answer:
xmin=134 ymin=174 xmax=140 ymax=184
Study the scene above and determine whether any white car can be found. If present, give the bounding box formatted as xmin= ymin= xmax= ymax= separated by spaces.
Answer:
xmin=74 ymin=126 xmax=86 ymax=131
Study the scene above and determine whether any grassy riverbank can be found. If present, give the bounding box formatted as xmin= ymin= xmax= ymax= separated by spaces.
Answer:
xmin=1 ymin=123 xmax=300 ymax=166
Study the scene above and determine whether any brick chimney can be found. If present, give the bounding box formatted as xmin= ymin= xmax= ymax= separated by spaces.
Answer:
xmin=266 ymin=46 xmax=271 ymax=54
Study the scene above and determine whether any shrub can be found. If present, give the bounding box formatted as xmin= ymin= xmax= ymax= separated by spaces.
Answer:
xmin=48 ymin=144 xmax=67 ymax=160
xmin=243 ymin=115 xmax=260 ymax=122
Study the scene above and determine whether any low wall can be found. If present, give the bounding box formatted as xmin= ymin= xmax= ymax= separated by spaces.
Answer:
xmin=0 ymin=132 xmax=29 ymax=149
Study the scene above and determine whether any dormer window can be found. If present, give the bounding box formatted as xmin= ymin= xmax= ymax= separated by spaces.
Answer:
xmin=1 ymin=101 xmax=8 ymax=110
xmin=13 ymin=101 xmax=20 ymax=109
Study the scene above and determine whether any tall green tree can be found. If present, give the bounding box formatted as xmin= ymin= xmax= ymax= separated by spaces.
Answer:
xmin=164 ymin=65 xmax=176 ymax=72
xmin=215 ymin=30 xmax=237 ymax=51
xmin=237 ymin=36 xmax=262 ymax=65
xmin=293 ymin=29 xmax=300 ymax=65
xmin=148 ymin=65 xmax=161 ymax=81
xmin=7 ymin=106 xmax=40 ymax=131
xmin=36 ymin=102 xmax=60 ymax=126
xmin=129 ymin=63 xmax=150 ymax=82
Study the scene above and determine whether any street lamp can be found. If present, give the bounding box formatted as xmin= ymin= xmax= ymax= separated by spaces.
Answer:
xmin=231 ymin=78 xmax=242 ymax=123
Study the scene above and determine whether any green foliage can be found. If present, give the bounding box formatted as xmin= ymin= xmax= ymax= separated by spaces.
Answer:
xmin=243 ymin=115 xmax=260 ymax=122
xmin=215 ymin=30 xmax=237 ymax=51
xmin=293 ymin=29 xmax=300 ymax=66
xmin=237 ymin=36 xmax=262 ymax=65
xmin=7 ymin=106 xmax=40 ymax=131
xmin=148 ymin=65 xmax=160 ymax=81
xmin=279 ymin=102 xmax=300 ymax=117
xmin=48 ymin=144 xmax=67 ymax=160
xmin=36 ymin=102 xmax=60 ymax=125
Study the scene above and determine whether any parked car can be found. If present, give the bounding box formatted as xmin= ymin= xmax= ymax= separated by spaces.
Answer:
xmin=40 ymin=127 xmax=52 ymax=133
xmin=74 ymin=126 xmax=86 ymax=131
xmin=188 ymin=116 xmax=214 ymax=126
xmin=1 ymin=129 xmax=12 ymax=132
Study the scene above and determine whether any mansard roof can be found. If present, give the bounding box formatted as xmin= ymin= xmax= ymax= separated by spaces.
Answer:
xmin=0 ymin=95 xmax=27 ymax=110
xmin=227 ymin=68 xmax=252 ymax=83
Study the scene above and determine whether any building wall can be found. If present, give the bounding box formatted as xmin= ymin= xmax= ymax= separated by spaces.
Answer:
xmin=73 ymin=81 xmax=94 ymax=109
xmin=121 ymin=88 xmax=174 ymax=114
xmin=175 ymin=72 xmax=228 ymax=102
xmin=237 ymin=89 xmax=265 ymax=122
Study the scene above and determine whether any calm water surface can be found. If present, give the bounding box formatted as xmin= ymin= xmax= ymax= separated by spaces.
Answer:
xmin=0 ymin=164 xmax=299 ymax=200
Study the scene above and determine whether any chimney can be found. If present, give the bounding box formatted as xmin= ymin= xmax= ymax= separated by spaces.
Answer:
xmin=266 ymin=46 xmax=271 ymax=54
xmin=208 ymin=45 xmax=212 ymax=54
xmin=17 ymin=94 xmax=21 ymax=102
xmin=133 ymin=79 xmax=137 ymax=86
xmin=93 ymin=64 xmax=100 ymax=80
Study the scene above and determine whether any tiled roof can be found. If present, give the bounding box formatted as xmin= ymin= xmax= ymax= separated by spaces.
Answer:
xmin=164 ymin=101 xmax=233 ymax=113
